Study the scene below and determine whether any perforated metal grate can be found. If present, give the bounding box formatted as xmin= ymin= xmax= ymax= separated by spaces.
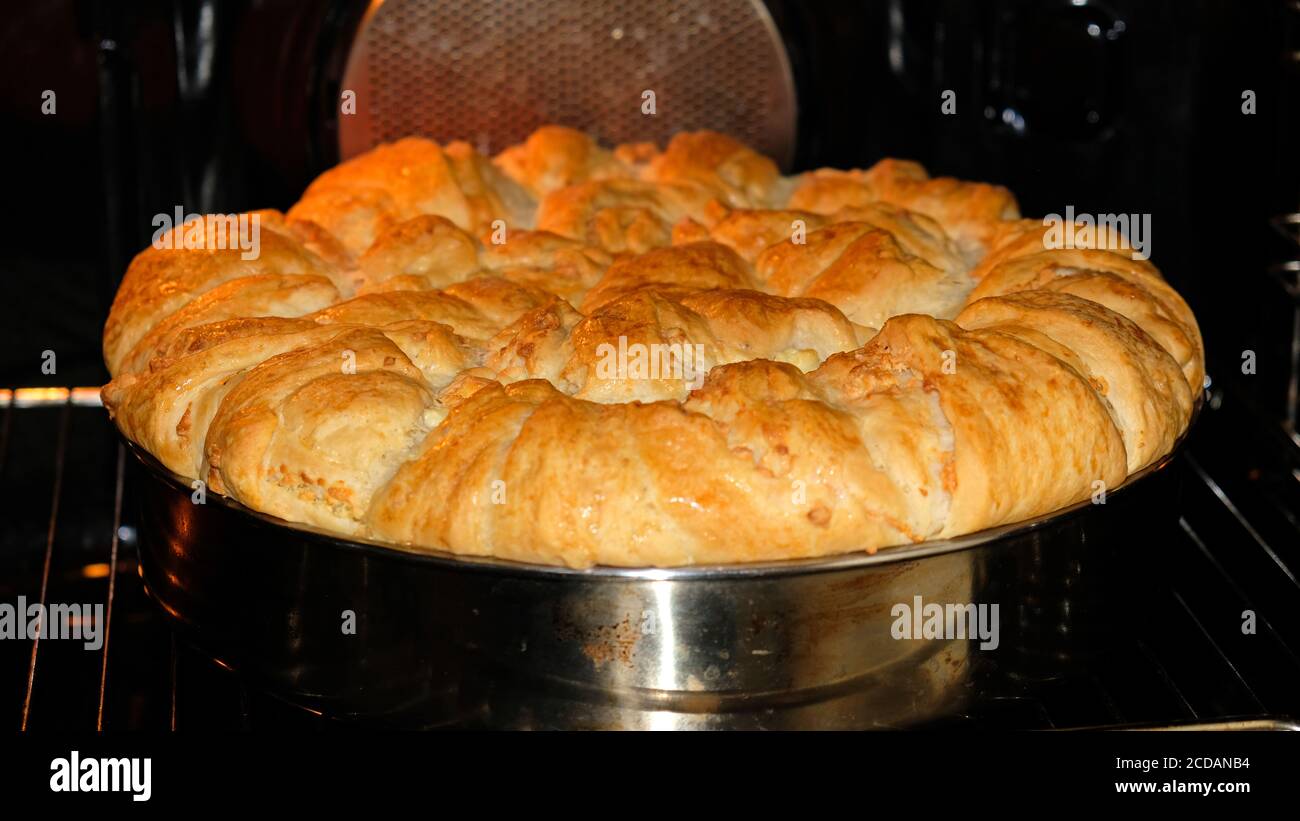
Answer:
xmin=338 ymin=0 xmax=797 ymax=166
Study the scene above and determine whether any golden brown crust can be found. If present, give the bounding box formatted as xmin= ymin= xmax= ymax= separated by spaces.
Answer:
xmin=204 ymin=327 xmax=439 ymax=534
xmin=642 ymin=130 xmax=784 ymax=208
xmin=829 ymin=202 xmax=968 ymax=274
xmin=673 ymin=207 xmax=830 ymax=262
xmin=287 ymin=138 xmax=535 ymax=256
xmin=971 ymin=218 xmax=1143 ymax=280
xmin=810 ymin=314 xmax=1128 ymax=537
xmin=755 ymin=222 xmax=971 ymax=329
xmin=478 ymin=230 xmax=612 ymax=304
xmin=103 ymin=213 xmax=345 ymax=377
xmin=118 ymin=274 xmax=340 ymax=375
xmin=956 ymin=291 xmax=1193 ymax=471
xmin=679 ymin=289 xmax=866 ymax=366
xmin=102 ymin=126 xmax=1203 ymax=567
xmin=484 ymin=287 xmax=868 ymax=405
xmin=281 ymin=216 xmax=358 ymax=270
xmin=579 ymin=241 xmax=754 ymax=313
xmin=367 ymin=377 xmax=917 ymax=567
xmin=104 ymin=322 xmax=347 ymax=478
xmin=494 ymin=125 xmax=633 ymax=197
xmin=535 ymin=178 xmax=717 ymax=254
xmin=309 ymin=277 xmax=552 ymax=342
xmin=964 ymin=247 xmax=1203 ymax=390
xmin=789 ymin=160 xmax=1020 ymax=260
xmin=352 ymin=213 xmax=611 ymax=306
xmin=355 ymin=214 xmax=482 ymax=292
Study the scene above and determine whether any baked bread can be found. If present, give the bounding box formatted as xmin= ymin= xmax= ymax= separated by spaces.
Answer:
xmin=788 ymin=159 xmax=1021 ymax=261
xmin=287 ymin=137 xmax=536 ymax=258
xmin=103 ymin=126 xmax=1203 ymax=567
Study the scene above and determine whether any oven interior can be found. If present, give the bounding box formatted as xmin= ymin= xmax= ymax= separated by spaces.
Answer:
xmin=1 ymin=0 xmax=1298 ymax=730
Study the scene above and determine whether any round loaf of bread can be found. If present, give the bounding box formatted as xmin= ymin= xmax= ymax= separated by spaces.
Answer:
xmin=102 ymin=125 xmax=1203 ymax=567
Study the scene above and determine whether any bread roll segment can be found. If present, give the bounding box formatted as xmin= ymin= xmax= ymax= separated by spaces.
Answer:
xmin=287 ymin=137 xmax=535 ymax=256
xmin=964 ymin=247 xmax=1204 ymax=391
xmin=811 ymin=314 xmax=1129 ymax=538
xmin=204 ymin=327 xmax=440 ymax=535
xmin=369 ymin=376 xmax=918 ymax=567
xmin=956 ymin=291 xmax=1193 ymax=472
xmin=102 ymin=126 xmax=1204 ymax=567
xmin=118 ymin=273 xmax=340 ymax=375
xmin=788 ymin=159 xmax=1021 ymax=261
xmin=103 ymin=211 xmax=346 ymax=377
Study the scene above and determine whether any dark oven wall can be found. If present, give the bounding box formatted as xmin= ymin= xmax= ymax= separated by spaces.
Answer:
xmin=0 ymin=0 xmax=1293 ymax=431
xmin=0 ymin=0 xmax=367 ymax=389
xmin=783 ymin=0 xmax=1296 ymax=425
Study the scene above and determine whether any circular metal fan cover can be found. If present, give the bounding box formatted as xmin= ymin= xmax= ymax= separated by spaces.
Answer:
xmin=338 ymin=0 xmax=797 ymax=166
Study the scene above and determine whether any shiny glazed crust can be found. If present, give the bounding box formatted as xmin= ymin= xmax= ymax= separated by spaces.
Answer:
xmin=102 ymin=126 xmax=1204 ymax=567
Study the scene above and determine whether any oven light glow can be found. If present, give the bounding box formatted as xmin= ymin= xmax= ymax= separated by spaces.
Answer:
xmin=81 ymin=563 xmax=111 ymax=579
xmin=3 ymin=387 xmax=104 ymax=407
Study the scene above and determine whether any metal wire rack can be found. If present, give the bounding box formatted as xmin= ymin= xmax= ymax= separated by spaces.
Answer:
xmin=2 ymin=389 xmax=1297 ymax=731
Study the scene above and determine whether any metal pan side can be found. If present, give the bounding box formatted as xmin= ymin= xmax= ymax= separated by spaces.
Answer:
xmin=121 ymin=398 xmax=1201 ymax=728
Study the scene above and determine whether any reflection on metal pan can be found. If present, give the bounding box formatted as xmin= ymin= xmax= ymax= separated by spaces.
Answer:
xmin=122 ymin=398 xmax=1202 ymax=729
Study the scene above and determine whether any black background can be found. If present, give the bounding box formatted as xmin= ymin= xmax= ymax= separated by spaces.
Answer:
xmin=0 ymin=730 xmax=1292 ymax=806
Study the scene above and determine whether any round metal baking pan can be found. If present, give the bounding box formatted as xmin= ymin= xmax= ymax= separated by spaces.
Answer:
xmin=124 ymin=400 xmax=1202 ymax=729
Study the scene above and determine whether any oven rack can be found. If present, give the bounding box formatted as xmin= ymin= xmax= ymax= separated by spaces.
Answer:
xmin=1 ymin=388 xmax=1296 ymax=730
